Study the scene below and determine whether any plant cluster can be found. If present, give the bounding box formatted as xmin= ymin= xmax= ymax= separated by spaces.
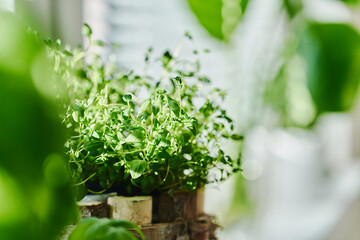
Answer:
xmin=46 ymin=24 xmax=243 ymax=197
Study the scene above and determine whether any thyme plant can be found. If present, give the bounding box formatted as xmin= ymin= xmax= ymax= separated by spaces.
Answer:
xmin=47 ymin=25 xmax=243 ymax=197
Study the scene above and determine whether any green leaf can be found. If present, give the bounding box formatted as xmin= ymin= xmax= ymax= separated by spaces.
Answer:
xmin=338 ymin=0 xmax=360 ymax=4
xmin=82 ymin=23 xmax=92 ymax=37
xmin=283 ymin=0 xmax=303 ymax=18
xmin=69 ymin=218 xmax=144 ymax=240
xmin=92 ymin=40 xmax=105 ymax=47
xmin=92 ymin=131 xmax=100 ymax=139
xmin=141 ymin=175 xmax=157 ymax=194
xmin=156 ymin=88 xmax=166 ymax=95
xmin=241 ymin=0 xmax=250 ymax=11
xmin=122 ymin=94 xmax=132 ymax=102
xmin=62 ymin=50 xmax=73 ymax=56
xmin=72 ymin=183 xmax=88 ymax=201
xmin=0 ymin=13 xmax=78 ymax=239
xmin=162 ymin=51 xmax=173 ymax=67
xmin=184 ymin=119 xmax=197 ymax=135
xmin=166 ymin=96 xmax=180 ymax=117
xmin=130 ymin=160 xmax=147 ymax=179
xmin=83 ymin=140 xmax=104 ymax=151
xmin=199 ymin=76 xmax=211 ymax=83
xmin=230 ymin=134 xmax=244 ymax=140
xmin=72 ymin=111 xmax=79 ymax=122
xmin=185 ymin=31 xmax=193 ymax=40
xmin=117 ymin=132 xmax=124 ymax=141
xmin=43 ymin=38 xmax=53 ymax=47
xmin=137 ymin=99 xmax=150 ymax=117
xmin=125 ymin=130 xmax=145 ymax=143
xmin=151 ymin=105 xmax=160 ymax=116
xmin=186 ymin=0 xmax=248 ymax=40
xmin=300 ymin=23 xmax=360 ymax=113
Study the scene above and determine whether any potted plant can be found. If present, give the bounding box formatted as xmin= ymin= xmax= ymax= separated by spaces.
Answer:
xmin=46 ymin=24 xmax=243 ymax=237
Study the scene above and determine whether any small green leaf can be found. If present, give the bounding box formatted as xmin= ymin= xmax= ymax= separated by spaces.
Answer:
xmin=230 ymin=134 xmax=244 ymax=140
xmin=199 ymin=76 xmax=211 ymax=83
xmin=125 ymin=130 xmax=145 ymax=143
xmin=43 ymin=38 xmax=53 ymax=47
xmin=184 ymin=120 xmax=197 ymax=135
xmin=122 ymin=94 xmax=132 ymax=102
xmin=117 ymin=132 xmax=124 ymax=140
xmin=151 ymin=105 xmax=160 ymax=116
xmin=82 ymin=23 xmax=92 ymax=37
xmin=92 ymin=131 xmax=100 ymax=139
xmin=162 ymin=51 xmax=173 ymax=67
xmin=92 ymin=40 xmax=104 ymax=47
xmin=137 ymin=99 xmax=150 ymax=117
xmin=62 ymin=50 xmax=73 ymax=56
xmin=159 ymin=138 xmax=171 ymax=147
xmin=156 ymin=88 xmax=166 ymax=94
xmin=185 ymin=31 xmax=193 ymax=40
xmin=72 ymin=111 xmax=79 ymax=122
xmin=166 ymin=96 xmax=180 ymax=117
xmin=283 ymin=0 xmax=303 ymax=18
xmin=130 ymin=160 xmax=147 ymax=179
xmin=141 ymin=176 xmax=157 ymax=194
xmin=83 ymin=140 xmax=104 ymax=151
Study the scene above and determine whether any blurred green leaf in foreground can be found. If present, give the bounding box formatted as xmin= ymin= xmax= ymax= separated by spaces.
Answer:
xmin=0 ymin=11 xmax=77 ymax=240
xmin=301 ymin=22 xmax=360 ymax=114
xmin=186 ymin=0 xmax=249 ymax=41
xmin=69 ymin=218 xmax=144 ymax=240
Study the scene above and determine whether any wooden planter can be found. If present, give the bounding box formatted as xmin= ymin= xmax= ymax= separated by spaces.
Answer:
xmin=76 ymin=190 xmax=217 ymax=239
xmin=78 ymin=201 xmax=110 ymax=218
xmin=107 ymin=196 xmax=153 ymax=226
xmin=153 ymin=189 xmax=204 ymax=223
xmin=77 ymin=192 xmax=116 ymax=218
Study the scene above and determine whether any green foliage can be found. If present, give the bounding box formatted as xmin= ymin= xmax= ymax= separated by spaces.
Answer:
xmin=46 ymin=25 xmax=243 ymax=197
xmin=263 ymin=45 xmax=316 ymax=128
xmin=283 ymin=0 xmax=303 ymax=18
xmin=69 ymin=217 xmax=144 ymax=240
xmin=186 ymin=0 xmax=249 ymax=40
xmin=300 ymin=23 xmax=360 ymax=113
xmin=0 ymin=12 xmax=77 ymax=240
xmin=338 ymin=0 xmax=360 ymax=4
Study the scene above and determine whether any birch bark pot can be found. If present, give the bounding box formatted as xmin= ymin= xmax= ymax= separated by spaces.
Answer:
xmin=154 ymin=189 xmax=204 ymax=223
xmin=77 ymin=201 xmax=109 ymax=218
xmin=107 ymin=196 xmax=153 ymax=226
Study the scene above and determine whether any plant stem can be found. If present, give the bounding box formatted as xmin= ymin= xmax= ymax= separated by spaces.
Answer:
xmin=73 ymin=172 xmax=96 ymax=186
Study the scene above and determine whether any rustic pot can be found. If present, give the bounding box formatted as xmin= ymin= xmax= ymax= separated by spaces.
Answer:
xmin=77 ymin=192 xmax=117 ymax=218
xmin=107 ymin=196 xmax=153 ymax=226
xmin=153 ymin=189 xmax=204 ymax=223
xmin=77 ymin=201 xmax=110 ymax=218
